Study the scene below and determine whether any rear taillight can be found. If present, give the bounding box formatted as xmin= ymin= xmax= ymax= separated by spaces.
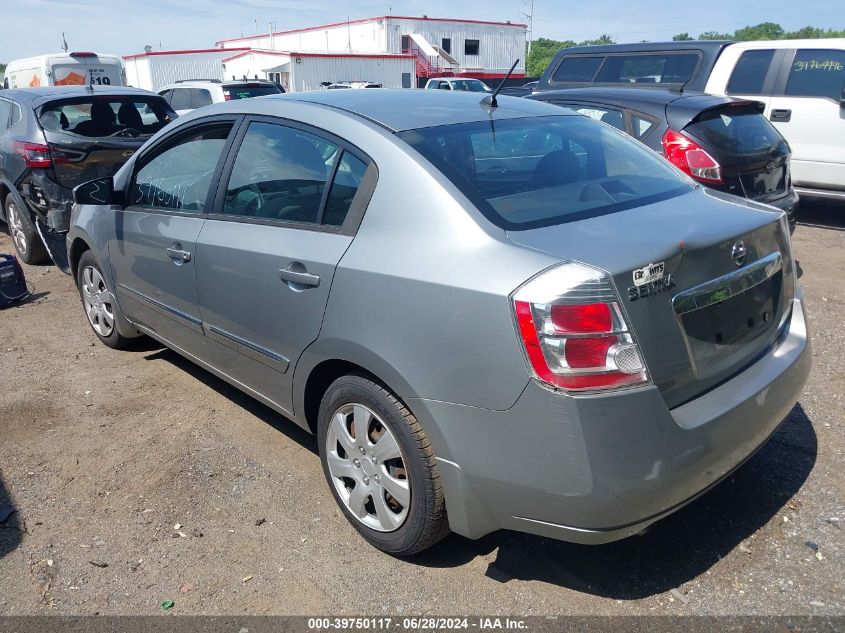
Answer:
xmin=662 ymin=128 xmax=723 ymax=184
xmin=13 ymin=142 xmax=52 ymax=169
xmin=512 ymin=262 xmax=648 ymax=392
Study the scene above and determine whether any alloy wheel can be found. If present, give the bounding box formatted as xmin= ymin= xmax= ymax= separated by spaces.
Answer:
xmin=6 ymin=202 xmax=28 ymax=256
xmin=81 ymin=266 xmax=116 ymax=337
xmin=325 ymin=403 xmax=411 ymax=532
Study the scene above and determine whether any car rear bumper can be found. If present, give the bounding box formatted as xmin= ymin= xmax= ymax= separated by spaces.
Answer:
xmin=21 ymin=175 xmax=73 ymax=233
xmin=412 ymin=292 xmax=811 ymax=544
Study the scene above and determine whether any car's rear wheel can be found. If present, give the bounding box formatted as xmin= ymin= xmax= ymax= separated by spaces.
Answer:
xmin=77 ymin=250 xmax=132 ymax=349
xmin=4 ymin=194 xmax=49 ymax=265
xmin=317 ymin=373 xmax=449 ymax=555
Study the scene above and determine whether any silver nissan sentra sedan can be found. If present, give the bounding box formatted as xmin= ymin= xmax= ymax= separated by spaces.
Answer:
xmin=66 ymin=90 xmax=811 ymax=555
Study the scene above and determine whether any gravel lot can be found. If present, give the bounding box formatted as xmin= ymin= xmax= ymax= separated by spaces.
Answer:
xmin=0 ymin=203 xmax=842 ymax=616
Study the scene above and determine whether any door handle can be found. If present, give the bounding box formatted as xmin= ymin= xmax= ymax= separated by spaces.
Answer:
xmin=770 ymin=109 xmax=792 ymax=122
xmin=166 ymin=245 xmax=192 ymax=263
xmin=279 ymin=267 xmax=320 ymax=288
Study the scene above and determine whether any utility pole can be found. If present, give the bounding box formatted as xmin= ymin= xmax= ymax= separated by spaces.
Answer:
xmin=520 ymin=0 xmax=534 ymax=58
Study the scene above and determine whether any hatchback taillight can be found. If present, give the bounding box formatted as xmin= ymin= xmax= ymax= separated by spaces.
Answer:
xmin=13 ymin=142 xmax=53 ymax=169
xmin=512 ymin=262 xmax=648 ymax=392
xmin=662 ymin=128 xmax=723 ymax=184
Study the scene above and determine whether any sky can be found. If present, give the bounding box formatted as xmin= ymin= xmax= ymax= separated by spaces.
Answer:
xmin=2 ymin=0 xmax=841 ymax=62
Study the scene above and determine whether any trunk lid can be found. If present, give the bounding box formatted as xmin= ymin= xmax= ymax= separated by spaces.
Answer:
xmin=506 ymin=189 xmax=795 ymax=408
xmin=42 ymin=130 xmax=144 ymax=190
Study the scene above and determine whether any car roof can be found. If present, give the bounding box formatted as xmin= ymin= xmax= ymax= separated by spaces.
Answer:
xmin=261 ymin=89 xmax=574 ymax=132
xmin=2 ymin=85 xmax=157 ymax=106
xmin=554 ymin=40 xmax=733 ymax=55
xmin=529 ymin=87 xmax=737 ymax=111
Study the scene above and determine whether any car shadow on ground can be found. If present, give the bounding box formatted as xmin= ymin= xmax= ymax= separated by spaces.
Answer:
xmin=0 ymin=474 xmax=23 ymax=560
xmin=141 ymin=346 xmax=816 ymax=599
xmin=796 ymin=200 xmax=845 ymax=231
xmin=414 ymin=403 xmax=817 ymax=599
xmin=142 ymin=347 xmax=318 ymax=453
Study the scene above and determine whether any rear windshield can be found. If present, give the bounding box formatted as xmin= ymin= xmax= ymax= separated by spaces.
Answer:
xmin=449 ymin=80 xmax=492 ymax=92
xmin=398 ymin=115 xmax=692 ymax=230
xmin=39 ymin=96 xmax=175 ymax=138
xmin=223 ymin=84 xmax=282 ymax=99
xmin=685 ymin=107 xmax=787 ymax=156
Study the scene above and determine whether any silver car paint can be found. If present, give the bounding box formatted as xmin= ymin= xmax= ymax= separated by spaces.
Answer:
xmin=68 ymin=91 xmax=811 ymax=544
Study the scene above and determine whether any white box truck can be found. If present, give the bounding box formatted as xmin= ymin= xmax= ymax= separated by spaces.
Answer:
xmin=3 ymin=52 xmax=124 ymax=90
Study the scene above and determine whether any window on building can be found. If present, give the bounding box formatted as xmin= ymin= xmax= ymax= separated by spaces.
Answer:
xmin=441 ymin=38 xmax=451 ymax=54
xmin=465 ymin=39 xmax=480 ymax=56
xmin=727 ymin=50 xmax=775 ymax=95
xmin=785 ymin=49 xmax=845 ymax=101
xmin=401 ymin=35 xmax=410 ymax=52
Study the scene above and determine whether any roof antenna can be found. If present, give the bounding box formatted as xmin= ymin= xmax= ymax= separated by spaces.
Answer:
xmin=483 ymin=59 xmax=519 ymax=108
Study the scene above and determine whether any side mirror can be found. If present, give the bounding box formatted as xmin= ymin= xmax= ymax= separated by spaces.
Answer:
xmin=73 ymin=177 xmax=121 ymax=206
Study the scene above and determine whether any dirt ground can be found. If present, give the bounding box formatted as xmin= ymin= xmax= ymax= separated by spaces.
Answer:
xmin=0 ymin=204 xmax=843 ymax=616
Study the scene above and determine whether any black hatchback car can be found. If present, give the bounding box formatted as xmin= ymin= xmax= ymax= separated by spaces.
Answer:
xmin=528 ymin=87 xmax=798 ymax=229
xmin=0 ymin=86 xmax=176 ymax=266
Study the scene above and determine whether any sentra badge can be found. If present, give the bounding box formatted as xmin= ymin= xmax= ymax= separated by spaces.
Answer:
xmin=632 ymin=262 xmax=665 ymax=287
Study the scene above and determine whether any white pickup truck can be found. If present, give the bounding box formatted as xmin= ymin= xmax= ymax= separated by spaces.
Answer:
xmin=705 ymin=40 xmax=845 ymax=202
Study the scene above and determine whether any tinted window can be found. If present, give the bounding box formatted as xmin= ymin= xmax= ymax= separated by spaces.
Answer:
xmin=558 ymin=103 xmax=625 ymax=130
xmin=449 ymin=79 xmax=491 ymax=93
xmin=131 ymin=125 xmax=231 ymax=212
xmin=324 ymin=152 xmax=368 ymax=226
xmin=169 ymin=89 xmax=192 ymax=110
xmin=192 ymin=89 xmax=213 ymax=108
xmin=727 ymin=50 xmax=775 ymax=95
xmin=631 ymin=114 xmax=656 ymax=139
xmin=685 ymin=108 xmax=786 ymax=156
xmin=223 ymin=122 xmax=336 ymax=223
xmin=552 ymin=57 xmax=603 ymax=83
xmin=398 ymin=115 xmax=691 ymax=230
xmin=38 ymin=97 xmax=175 ymax=138
xmin=0 ymin=100 xmax=11 ymax=133
xmin=465 ymin=40 xmax=480 ymax=56
xmin=222 ymin=84 xmax=282 ymax=99
xmin=785 ymin=49 xmax=845 ymax=100
xmin=158 ymin=89 xmax=173 ymax=104
xmin=441 ymin=38 xmax=451 ymax=54
xmin=594 ymin=53 xmax=699 ymax=84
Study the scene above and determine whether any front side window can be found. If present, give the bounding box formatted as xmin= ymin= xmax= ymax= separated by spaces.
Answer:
xmin=223 ymin=122 xmax=337 ymax=223
xmin=727 ymin=49 xmax=775 ymax=95
xmin=398 ymin=115 xmax=691 ymax=230
xmin=785 ymin=49 xmax=845 ymax=101
xmin=130 ymin=124 xmax=232 ymax=213
xmin=465 ymin=40 xmax=480 ymax=56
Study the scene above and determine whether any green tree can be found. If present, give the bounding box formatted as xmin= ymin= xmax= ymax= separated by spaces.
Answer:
xmin=698 ymin=30 xmax=733 ymax=40
xmin=580 ymin=34 xmax=615 ymax=46
xmin=526 ymin=37 xmax=576 ymax=77
xmin=673 ymin=33 xmax=694 ymax=41
xmin=734 ymin=22 xmax=784 ymax=40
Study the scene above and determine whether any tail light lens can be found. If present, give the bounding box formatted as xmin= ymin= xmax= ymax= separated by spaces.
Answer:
xmin=13 ymin=142 xmax=53 ymax=169
xmin=512 ymin=262 xmax=648 ymax=392
xmin=662 ymin=128 xmax=723 ymax=184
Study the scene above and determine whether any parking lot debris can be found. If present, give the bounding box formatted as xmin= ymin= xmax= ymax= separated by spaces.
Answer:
xmin=160 ymin=600 xmax=174 ymax=611
xmin=173 ymin=523 xmax=182 ymax=530
xmin=810 ymin=600 xmax=826 ymax=607
xmin=88 ymin=560 xmax=108 ymax=568
xmin=242 ymin=575 xmax=253 ymax=583
xmin=179 ymin=583 xmax=194 ymax=594
xmin=825 ymin=517 xmax=840 ymax=529
xmin=255 ymin=518 xmax=266 ymax=527
xmin=669 ymin=589 xmax=690 ymax=605
xmin=190 ymin=528 xmax=204 ymax=538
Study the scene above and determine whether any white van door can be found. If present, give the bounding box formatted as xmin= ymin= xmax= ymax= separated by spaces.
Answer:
xmin=50 ymin=55 xmax=123 ymax=87
xmin=768 ymin=47 xmax=845 ymax=196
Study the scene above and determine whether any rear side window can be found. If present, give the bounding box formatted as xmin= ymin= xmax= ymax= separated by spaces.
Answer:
xmin=557 ymin=103 xmax=625 ymax=131
xmin=631 ymin=114 xmax=656 ymax=139
xmin=398 ymin=115 xmax=691 ymax=230
xmin=131 ymin=125 xmax=232 ymax=213
xmin=192 ymin=89 xmax=213 ymax=108
xmin=727 ymin=50 xmax=775 ymax=95
xmin=223 ymin=122 xmax=337 ymax=224
xmin=324 ymin=153 xmax=368 ymax=226
xmin=684 ymin=108 xmax=786 ymax=156
xmin=0 ymin=100 xmax=12 ymax=133
xmin=552 ymin=57 xmax=603 ymax=83
xmin=785 ymin=49 xmax=845 ymax=101
xmin=595 ymin=53 xmax=699 ymax=84
xmin=169 ymin=89 xmax=192 ymax=110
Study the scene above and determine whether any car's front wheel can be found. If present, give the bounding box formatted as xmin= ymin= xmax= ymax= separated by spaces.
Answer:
xmin=4 ymin=194 xmax=49 ymax=265
xmin=77 ymin=250 xmax=133 ymax=349
xmin=317 ymin=373 xmax=449 ymax=555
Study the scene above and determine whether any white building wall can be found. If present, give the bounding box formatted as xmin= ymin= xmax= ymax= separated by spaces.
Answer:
xmin=223 ymin=51 xmax=290 ymax=82
xmin=219 ymin=19 xmax=387 ymax=53
xmin=124 ymin=52 xmax=232 ymax=91
xmin=291 ymin=55 xmax=415 ymax=92
xmin=123 ymin=57 xmax=153 ymax=90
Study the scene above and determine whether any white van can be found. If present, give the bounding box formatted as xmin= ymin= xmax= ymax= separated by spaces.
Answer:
xmin=3 ymin=52 xmax=124 ymax=90
xmin=705 ymin=39 xmax=845 ymax=201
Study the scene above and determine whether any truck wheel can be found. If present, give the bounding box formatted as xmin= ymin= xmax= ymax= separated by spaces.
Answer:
xmin=318 ymin=373 xmax=449 ymax=556
xmin=77 ymin=250 xmax=132 ymax=349
xmin=4 ymin=194 xmax=49 ymax=265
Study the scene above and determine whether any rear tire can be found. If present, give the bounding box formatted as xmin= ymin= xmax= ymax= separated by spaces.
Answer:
xmin=317 ymin=373 xmax=449 ymax=556
xmin=4 ymin=194 xmax=49 ymax=265
xmin=77 ymin=250 xmax=132 ymax=349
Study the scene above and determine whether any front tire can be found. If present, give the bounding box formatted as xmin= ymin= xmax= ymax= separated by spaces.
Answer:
xmin=318 ymin=374 xmax=449 ymax=555
xmin=77 ymin=250 xmax=132 ymax=349
xmin=4 ymin=194 xmax=49 ymax=265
